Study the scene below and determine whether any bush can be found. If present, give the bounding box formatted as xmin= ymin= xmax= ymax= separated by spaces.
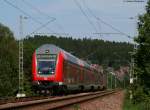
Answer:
xmin=133 ymin=86 xmax=148 ymax=103
xmin=123 ymin=90 xmax=150 ymax=110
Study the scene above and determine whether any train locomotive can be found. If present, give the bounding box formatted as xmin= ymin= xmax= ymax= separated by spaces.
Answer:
xmin=32 ymin=44 xmax=106 ymax=94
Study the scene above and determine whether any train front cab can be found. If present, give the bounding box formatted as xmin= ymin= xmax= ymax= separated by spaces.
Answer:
xmin=32 ymin=51 xmax=64 ymax=94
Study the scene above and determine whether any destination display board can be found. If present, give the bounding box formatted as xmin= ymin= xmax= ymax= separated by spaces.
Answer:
xmin=37 ymin=54 xmax=57 ymax=59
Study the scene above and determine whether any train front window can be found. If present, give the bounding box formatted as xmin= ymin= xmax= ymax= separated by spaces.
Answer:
xmin=38 ymin=60 xmax=56 ymax=75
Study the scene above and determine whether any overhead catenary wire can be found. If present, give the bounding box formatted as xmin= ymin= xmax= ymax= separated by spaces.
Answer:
xmin=3 ymin=0 xmax=60 ymax=36
xmin=22 ymin=0 xmax=56 ymax=20
xmin=123 ymin=0 xmax=145 ymax=2
xmin=28 ymin=20 xmax=56 ymax=35
xmin=21 ymin=0 xmax=66 ymax=35
xmin=82 ymin=0 xmax=132 ymax=39
xmin=78 ymin=0 xmax=132 ymax=60
xmin=81 ymin=0 xmax=102 ymax=34
xmin=73 ymin=0 xmax=98 ymax=33
xmin=93 ymin=32 xmax=127 ymax=35
xmin=32 ymin=33 xmax=69 ymax=36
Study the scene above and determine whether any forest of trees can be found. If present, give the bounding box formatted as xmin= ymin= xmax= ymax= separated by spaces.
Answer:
xmin=133 ymin=0 xmax=150 ymax=105
xmin=0 ymin=22 xmax=133 ymax=97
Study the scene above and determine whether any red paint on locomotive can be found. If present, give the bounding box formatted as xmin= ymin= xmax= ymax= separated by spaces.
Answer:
xmin=55 ymin=52 xmax=64 ymax=82
xmin=32 ymin=52 xmax=37 ymax=81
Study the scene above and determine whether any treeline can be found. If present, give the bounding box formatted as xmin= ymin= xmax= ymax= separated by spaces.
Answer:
xmin=0 ymin=23 xmax=133 ymax=97
xmin=24 ymin=35 xmax=133 ymax=68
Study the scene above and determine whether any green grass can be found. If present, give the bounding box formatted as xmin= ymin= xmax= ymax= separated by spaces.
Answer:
xmin=72 ymin=104 xmax=80 ymax=110
xmin=123 ymin=98 xmax=141 ymax=110
xmin=123 ymin=91 xmax=150 ymax=110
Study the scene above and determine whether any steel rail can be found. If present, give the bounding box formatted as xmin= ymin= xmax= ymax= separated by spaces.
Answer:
xmin=0 ymin=90 xmax=117 ymax=110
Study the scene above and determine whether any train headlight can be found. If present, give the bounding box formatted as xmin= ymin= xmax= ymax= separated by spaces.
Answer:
xmin=37 ymin=81 xmax=40 ymax=85
xmin=38 ymin=71 xmax=41 ymax=74
xmin=59 ymin=82 xmax=63 ymax=85
xmin=33 ymin=81 xmax=40 ymax=85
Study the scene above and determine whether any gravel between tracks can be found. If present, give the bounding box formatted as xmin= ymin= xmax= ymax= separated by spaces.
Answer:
xmin=60 ymin=90 xmax=124 ymax=110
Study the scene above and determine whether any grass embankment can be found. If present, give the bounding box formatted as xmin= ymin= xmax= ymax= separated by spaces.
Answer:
xmin=123 ymin=90 xmax=150 ymax=110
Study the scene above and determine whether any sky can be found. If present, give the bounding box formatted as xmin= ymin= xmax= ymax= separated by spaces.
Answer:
xmin=0 ymin=0 xmax=148 ymax=43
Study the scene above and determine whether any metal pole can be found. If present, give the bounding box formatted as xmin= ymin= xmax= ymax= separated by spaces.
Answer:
xmin=115 ymin=76 xmax=116 ymax=88
xmin=107 ymin=72 xmax=108 ymax=89
xmin=16 ymin=15 xmax=26 ymax=98
xmin=111 ymin=73 xmax=112 ymax=89
xmin=124 ymin=78 xmax=125 ymax=89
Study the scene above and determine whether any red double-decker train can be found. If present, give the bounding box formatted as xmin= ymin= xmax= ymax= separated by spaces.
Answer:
xmin=32 ymin=44 xmax=106 ymax=94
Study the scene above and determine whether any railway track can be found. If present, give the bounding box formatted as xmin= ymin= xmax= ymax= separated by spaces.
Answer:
xmin=0 ymin=90 xmax=117 ymax=110
xmin=0 ymin=96 xmax=54 ymax=105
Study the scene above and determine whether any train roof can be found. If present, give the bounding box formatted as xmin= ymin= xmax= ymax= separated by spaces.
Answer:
xmin=36 ymin=44 xmax=93 ymax=70
xmin=36 ymin=44 xmax=62 ymax=55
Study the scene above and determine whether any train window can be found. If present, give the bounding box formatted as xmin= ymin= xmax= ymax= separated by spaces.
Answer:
xmin=37 ymin=60 xmax=56 ymax=75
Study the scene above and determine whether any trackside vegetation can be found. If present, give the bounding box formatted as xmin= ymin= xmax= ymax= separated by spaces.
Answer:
xmin=123 ymin=90 xmax=150 ymax=110
xmin=123 ymin=0 xmax=150 ymax=109
xmin=0 ymin=23 xmax=18 ymax=97
xmin=133 ymin=0 xmax=150 ymax=105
